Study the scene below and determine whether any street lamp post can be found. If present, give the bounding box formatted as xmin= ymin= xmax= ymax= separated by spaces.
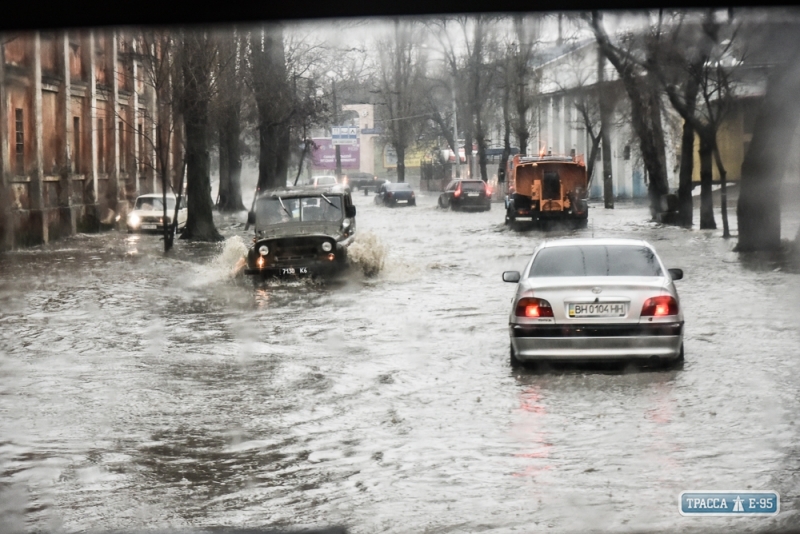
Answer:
xmin=328 ymin=72 xmax=343 ymax=181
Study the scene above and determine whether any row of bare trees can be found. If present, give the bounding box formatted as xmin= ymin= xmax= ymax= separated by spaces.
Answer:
xmin=126 ymin=11 xmax=800 ymax=254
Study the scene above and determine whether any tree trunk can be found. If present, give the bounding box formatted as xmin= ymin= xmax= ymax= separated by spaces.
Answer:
xmin=184 ymin=115 xmax=222 ymax=241
xmin=590 ymin=15 xmax=670 ymax=219
xmin=600 ymin=130 xmax=613 ymax=209
xmin=597 ymin=54 xmax=614 ymax=209
xmin=476 ymin=127 xmax=488 ymax=182
xmin=713 ymin=146 xmax=730 ymax=238
xmin=181 ymin=35 xmax=222 ymax=242
xmin=737 ymin=49 xmax=800 ymax=251
xmin=396 ymin=144 xmax=406 ymax=182
xmin=252 ymin=26 xmax=291 ymax=193
xmin=586 ymin=132 xmax=601 ymax=191
xmin=499 ymin=87 xmax=512 ymax=184
xmin=217 ymin=104 xmax=244 ymax=212
xmin=677 ymin=80 xmax=699 ymax=228
xmin=644 ymin=78 xmax=671 ymax=217
xmin=218 ymin=125 xmax=230 ymax=208
xmin=698 ymin=133 xmax=716 ymax=230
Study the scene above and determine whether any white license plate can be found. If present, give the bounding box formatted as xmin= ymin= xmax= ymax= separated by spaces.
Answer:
xmin=281 ymin=267 xmax=309 ymax=275
xmin=467 ymin=192 xmax=479 ymax=197
xmin=398 ymin=200 xmax=408 ymax=203
xmin=141 ymin=224 xmax=157 ymax=230
xmin=568 ymin=302 xmax=627 ymax=318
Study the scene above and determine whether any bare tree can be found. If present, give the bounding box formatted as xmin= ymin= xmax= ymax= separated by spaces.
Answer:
xmin=656 ymin=10 xmax=739 ymax=234
xmin=374 ymin=19 xmax=428 ymax=183
xmin=107 ymin=30 xmax=188 ymax=250
xmin=177 ymin=29 xmax=223 ymax=242
xmin=213 ymin=28 xmax=246 ymax=213
xmin=589 ymin=11 xmax=671 ymax=219
xmin=247 ymin=24 xmax=292 ymax=192
xmin=736 ymin=11 xmax=800 ymax=252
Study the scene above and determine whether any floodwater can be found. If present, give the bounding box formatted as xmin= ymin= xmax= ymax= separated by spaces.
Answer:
xmin=1 ymin=189 xmax=800 ymax=534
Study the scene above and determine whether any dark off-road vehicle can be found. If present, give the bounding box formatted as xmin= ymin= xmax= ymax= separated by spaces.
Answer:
xmin=244 ymin=185 xmax=356 ymax=279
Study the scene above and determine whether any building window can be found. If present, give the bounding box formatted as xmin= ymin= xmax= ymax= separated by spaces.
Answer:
xmin=98 ymin=118 xmax=105 ymax=173
xmin=15 ymin=109 xmax=24 ymax=175
xmin=73 ymin=117 xmax=80 ymax=174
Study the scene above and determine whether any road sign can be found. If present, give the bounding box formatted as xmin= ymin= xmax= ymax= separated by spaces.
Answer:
xmin=679 ymin=491 xmax=779 ymax=516
xmin=332 ymin=126 xmax=358 ymax=145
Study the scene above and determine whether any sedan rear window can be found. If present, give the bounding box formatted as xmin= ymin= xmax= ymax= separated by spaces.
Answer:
xmin=386 ymin=183 xmax=412 ymax=191
xmin=460 ymin=181 xmax=485 ymax=191
xmin=529 ymin=245 xmax=663 ymax=277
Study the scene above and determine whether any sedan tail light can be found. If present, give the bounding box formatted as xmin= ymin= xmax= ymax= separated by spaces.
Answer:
xmin=485 ymin=183 xmax=492 ymax=196
xmin=641 ymin=296 xmax=679 ymax=316
xmin=515 ymin=297 xmax=554 ymax=318
xmin=454 ymin=184 xmax=462 ymax=198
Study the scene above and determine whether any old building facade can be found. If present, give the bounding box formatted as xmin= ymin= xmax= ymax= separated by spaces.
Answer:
xmin=0 ymin=30 xmax=183 ymax=250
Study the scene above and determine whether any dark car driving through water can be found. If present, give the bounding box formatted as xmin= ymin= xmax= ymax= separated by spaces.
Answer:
xmin=244 ymin=185 xmax=356 ymax=279
xmin=374 ymin=181 xmax=416 ymax=207
xmin=438 ymin=179 xmax=492 ymax=211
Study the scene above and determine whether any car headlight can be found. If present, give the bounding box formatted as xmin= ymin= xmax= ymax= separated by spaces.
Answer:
xmin=321 ymin=241 xmax=332 ymax=252
xmin=342 ymin=218 xmax=351 ymax=229
xmin=258 ymin=245 xmax=269 ymax=256
xmin=128 ymin=214 xmax=140 ymax=226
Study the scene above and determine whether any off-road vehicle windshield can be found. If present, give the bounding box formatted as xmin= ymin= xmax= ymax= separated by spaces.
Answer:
xmin=256 ymin=195 xmax=342 ymax=225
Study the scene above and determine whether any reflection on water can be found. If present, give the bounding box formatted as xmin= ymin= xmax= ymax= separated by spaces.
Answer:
xmin=0 ymin=196 xmax=799 ymax=532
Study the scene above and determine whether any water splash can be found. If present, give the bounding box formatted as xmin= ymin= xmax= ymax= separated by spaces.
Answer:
xmin=189 ymin=236 xmax=249 ymax=285
xmin=348 ymin=231 xmax=387 ymax=277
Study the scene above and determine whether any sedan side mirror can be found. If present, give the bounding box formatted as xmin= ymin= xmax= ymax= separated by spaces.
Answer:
xmin=503 ymin=271 xmax=521 ymax=283
xmin=668 ymin=268 xmax=683 ymax=281
xmin=247 ymin=211 xmax=256 ymax=226
xmin=345 ymin=205 xmax=356 ymax=218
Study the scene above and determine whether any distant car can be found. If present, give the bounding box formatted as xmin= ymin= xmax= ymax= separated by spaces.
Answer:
xmin=503 ymin=238 xmax=685 ymax=368
xmin=126 ymin=193 xmax=187 ymax=233
xmin=344 ymin=171 xmax=381 ymax=194
xmin=244 ymin=185 xmax=356 ymax=279
xmin=374 ymin=182 xmax=416 ymax=207
xmin=307 ymin=175 xmax=339 ymax=187
xmin=438 ymin=179 xmax=491 ymax=211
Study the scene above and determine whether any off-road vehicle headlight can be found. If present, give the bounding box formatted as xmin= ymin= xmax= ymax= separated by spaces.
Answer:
xmin=258 ymin=245 xmax=269 ymax=256
xmin=321 ymin=241 xmax=333 ymax=252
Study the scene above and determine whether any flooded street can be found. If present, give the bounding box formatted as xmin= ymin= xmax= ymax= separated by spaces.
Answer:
xmin=2 ymin=191 xmax=800 ymax=533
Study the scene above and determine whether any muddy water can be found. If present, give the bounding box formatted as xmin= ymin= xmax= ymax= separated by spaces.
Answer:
xmin=1 ymin=191 xmax=800 ymax=533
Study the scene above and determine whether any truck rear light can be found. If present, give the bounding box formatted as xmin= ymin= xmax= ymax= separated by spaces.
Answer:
xmin=515 ymin=297 xmax=554 ymax=318
xmin=641 ymin=296 xmax=678 ymax=316
xmin=454 ymin=185 xmax=462 ymax=198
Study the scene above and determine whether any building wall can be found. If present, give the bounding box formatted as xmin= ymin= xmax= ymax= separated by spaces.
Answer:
xmin=1 ymin=30 xmax=183 ymax=250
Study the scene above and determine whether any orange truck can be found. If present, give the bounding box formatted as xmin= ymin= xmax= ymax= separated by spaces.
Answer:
xmin=503 ymin=154 xmax=589 ymax=225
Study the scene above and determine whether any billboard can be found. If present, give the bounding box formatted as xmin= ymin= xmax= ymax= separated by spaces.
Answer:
xmin=311 ymin=138 xmax=360 ymax=170
xmin=383 ymin=144 xmax=430 ymax=168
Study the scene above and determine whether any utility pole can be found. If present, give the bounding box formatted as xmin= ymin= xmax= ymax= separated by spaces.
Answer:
xmin=331 ymin=77 xmax=342 ymax=181
xmin=452 ymin=83 xmax=459 ymax=178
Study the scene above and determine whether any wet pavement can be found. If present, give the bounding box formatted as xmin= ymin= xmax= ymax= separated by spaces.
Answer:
xmin=1 ymin=189 xmax=800 ymax=533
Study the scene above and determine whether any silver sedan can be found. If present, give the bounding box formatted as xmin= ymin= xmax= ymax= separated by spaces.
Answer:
xmin=503 ymin=238 xmax=685 ymax=367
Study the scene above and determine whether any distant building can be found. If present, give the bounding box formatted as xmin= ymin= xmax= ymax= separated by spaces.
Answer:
xmin=1 ymin=30 xmax=183 ymax=250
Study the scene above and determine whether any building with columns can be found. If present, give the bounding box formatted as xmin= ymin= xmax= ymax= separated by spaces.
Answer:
xmin=0 ymin=30 xmax=183 ymax=250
